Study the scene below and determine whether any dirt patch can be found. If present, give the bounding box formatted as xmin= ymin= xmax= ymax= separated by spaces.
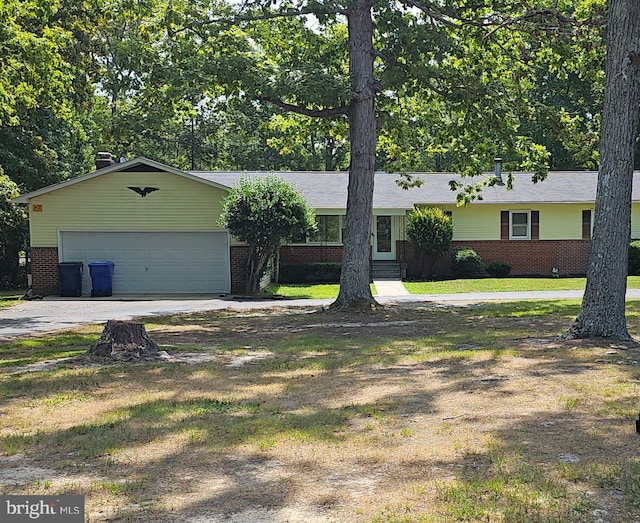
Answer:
xmin=0 ymin=455 xmax=59 ymax=486
xmin=9 ymin=351 xmax=275 ymax=374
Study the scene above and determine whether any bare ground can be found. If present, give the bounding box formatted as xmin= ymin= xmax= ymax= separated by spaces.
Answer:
xmin=1 ymin=302 xmax=640 ymax=522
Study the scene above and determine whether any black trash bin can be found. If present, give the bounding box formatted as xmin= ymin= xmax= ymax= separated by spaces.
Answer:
xmin=88 ymin=261 xmax=115 ymax=297
xmin=58 ymin=262 xmax=83 ymax=297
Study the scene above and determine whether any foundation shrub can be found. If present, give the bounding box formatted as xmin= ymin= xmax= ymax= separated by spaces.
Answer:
xmin=485 ymin=261 xmax=512 ymax=278
xmin=452 ymin=247 xmax=484 ymax=278
xmin=279 ymin=262 xmax=341 ymax=283
xmin=629 ymin=241 xmax=640 ymax=275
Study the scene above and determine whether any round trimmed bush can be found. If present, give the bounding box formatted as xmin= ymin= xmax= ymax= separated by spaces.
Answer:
xmin=485 ymin=261 xmax=512 ymax=278
xmin=452 ymin=247 xmax=484 ymax=278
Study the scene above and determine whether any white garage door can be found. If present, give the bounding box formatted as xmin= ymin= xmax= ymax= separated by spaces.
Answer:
xmin=59 ymin=231 xmax=230 ymax=294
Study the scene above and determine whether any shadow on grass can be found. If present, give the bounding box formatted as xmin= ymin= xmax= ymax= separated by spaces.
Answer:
xmin=3 ymin=300 xmax=640 ymax=521
xmin=0 ymin=300 xmax=603 ymax=412
xmin=414 ymin=411 xmax=640 ymax=523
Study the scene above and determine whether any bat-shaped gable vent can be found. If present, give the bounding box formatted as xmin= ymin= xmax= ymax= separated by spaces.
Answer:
xmin=128 ymin=186 xmax=159 ymax=197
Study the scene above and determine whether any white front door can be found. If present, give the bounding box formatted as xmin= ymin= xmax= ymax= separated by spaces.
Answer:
xmin=373 ymin=216 xmax=396 ymax=261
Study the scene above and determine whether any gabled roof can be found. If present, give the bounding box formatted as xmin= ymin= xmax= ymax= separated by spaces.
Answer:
xmin=13 ymin=156 xmax=639 ymax=209
xmin=12 ymin=157 xmax=231 ymax=203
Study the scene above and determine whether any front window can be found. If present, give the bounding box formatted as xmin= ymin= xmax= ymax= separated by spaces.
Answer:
xmin=510 ymin=211 xmax=530 ymax=240
xmin=309 ymin=215 xmax=341 ymax=243
xmin=291 ymin=215 xmax=345 ymax=244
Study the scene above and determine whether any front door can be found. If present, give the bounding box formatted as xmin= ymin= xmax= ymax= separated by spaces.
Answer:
xmin=373 ymin=215 xmax=395 ymax=260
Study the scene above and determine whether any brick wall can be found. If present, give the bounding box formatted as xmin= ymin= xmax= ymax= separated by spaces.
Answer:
xmin=230 ymin=245 xmax=250 ymax=294
xmin=279 ymin=245 xmax=343 ymax=264
xmin=398 ymin=239 xmax=592 ymax=278
xmin=30 ymin=247 xmax=59 ymax=295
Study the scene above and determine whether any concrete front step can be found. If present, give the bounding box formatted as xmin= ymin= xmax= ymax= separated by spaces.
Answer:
xmin=370 ymin=261 xmax=402 ymax=279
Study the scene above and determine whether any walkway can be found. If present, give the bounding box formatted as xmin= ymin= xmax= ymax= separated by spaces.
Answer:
xmin=373 ymin=279 xmax=411 ymax=296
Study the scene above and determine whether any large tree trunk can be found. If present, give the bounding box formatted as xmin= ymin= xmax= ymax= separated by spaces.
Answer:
xmin=566 ymin=0 xmax=640 ymax=340
xmin=331 ymin=0 xmax=379 ymax=310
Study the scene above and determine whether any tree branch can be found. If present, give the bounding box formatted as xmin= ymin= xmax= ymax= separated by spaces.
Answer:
xmin=181 ymin=6 xmax=346 ymax=32
xmin=483 ymin=9 xmax=606 ymax=38
xmin=401 ymin=1 xmax=606 ymax=34
xmin=259 ymin=96 xmax=349 ymax=118
xmin=401 ymin=0 xmax=463 ymax=28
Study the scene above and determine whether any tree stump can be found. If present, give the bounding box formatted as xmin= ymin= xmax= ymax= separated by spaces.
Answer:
xmin=87 ymin=320 xmax=160 ymax=361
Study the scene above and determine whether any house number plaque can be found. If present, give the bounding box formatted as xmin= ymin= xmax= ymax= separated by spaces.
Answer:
xmin=32 ymin=204 xmax=43 ymax=212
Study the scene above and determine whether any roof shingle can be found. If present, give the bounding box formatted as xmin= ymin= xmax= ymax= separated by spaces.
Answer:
xmin=190 ymin=170 xmax=609 ymax=209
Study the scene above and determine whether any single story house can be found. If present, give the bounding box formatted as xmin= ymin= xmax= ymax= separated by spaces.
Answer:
xmin=12 ymin=156 xmax=640 ymax=296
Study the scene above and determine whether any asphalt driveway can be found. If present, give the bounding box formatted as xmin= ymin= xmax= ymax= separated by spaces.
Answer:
xmin=2 ymin=289 xmax=640 ymax=340
xmin=0 ymin=296 xmax=328 ymax=340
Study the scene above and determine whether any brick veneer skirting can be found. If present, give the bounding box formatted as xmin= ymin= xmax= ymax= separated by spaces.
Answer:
xmin=279 ymin=245 xmax=343 ymax=264
xmin=230 ymin=245 xmax=250 ymax=294
xmin=31 ymin=240 xmax=590 ymax=296
xmin=30 ymin=247 xmax=60 ymax=296
xmin=397 ymin=239 xmax=592 ymax=278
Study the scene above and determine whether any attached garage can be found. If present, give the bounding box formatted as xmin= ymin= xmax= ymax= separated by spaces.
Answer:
xmin=14 ymin=158 xmax=242 ymax=296
xmin=59 ymin=231 xmax=230 ymax=295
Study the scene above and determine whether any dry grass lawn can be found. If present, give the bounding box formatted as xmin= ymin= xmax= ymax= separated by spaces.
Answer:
xmin=1 ymin=300 xmax=640 ymax=522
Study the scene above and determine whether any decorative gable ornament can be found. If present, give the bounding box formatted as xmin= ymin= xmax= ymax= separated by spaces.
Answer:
xmin=127 ymin=186 xmax=159 ymax=198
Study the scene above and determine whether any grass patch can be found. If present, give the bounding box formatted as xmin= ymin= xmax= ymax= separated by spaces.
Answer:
xmin=0 ymin=331 xmax=98 ymax=369
xmin=261 ymin=283 xmax=376 ymax=299
xmin=0 ymin=288 xmax=23 ymax=309
xmin=3 ymin=301 xmax=640 ymax=521
xmin=265 ymin=277 xmax=640 ymax=298
xmin=261 ymin=283 xmax=340 ymax=299
xmin=405 ymin=275 xmax=640 ymax=294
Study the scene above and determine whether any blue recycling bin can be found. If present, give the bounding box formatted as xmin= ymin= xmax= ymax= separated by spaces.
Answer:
xmin=58 ymin=262 xmax=83 ymax=297
xmin=88 ymin=261 xmax=115 ymax=297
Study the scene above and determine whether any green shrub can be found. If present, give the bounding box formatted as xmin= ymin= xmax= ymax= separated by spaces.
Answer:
xmin=220 ymin=176 xmax=316 ymax=294
xmin=452 ymin=247 xmax=484 ymax=278
xmin=629 ymin=241 xmax=640 ymax=275
xmin=485 ymin=261 xmax=512 ymax=278
xmin=279 ymin=263 xmax=341 ymax=283
xmin=407 ymin=206 xmax=454 ymax=277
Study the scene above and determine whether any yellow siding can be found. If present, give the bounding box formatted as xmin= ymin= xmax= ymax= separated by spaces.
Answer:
xmin=29 ymin=170 xmax=228 ymax=247
xmin=446 ymin=204 xmax=499 ymax=240
xmin=537 ymin=204 xmax=585 ymax=240
xmin=409 ymin=203 xmax=590 ymax=241
xmin=404 ymin=204 xmax=498 ymax=240
xmin=395 ymin=215 xmax=407 ymax=241
xmin=633 ymin=204 xmax=640 ymax=239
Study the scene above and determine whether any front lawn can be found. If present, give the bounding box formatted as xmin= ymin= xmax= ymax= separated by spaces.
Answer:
xmin=2 ymin=301 xmax=640 ymax=521
xmin=265 ymin=276 xmax=640 ymax=298
xmin=261 ymin=282 xmax=341 ymax=299
xmin=405 ymin=275 xmax=640 ymax=294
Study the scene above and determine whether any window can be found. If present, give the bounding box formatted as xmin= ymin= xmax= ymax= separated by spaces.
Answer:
xmin=510 ymin=211 xmax=530 ymax=240
xmin=310 ymin=215 xmax=341 ymax=243
xmin=291 ymin=215 xmax=345 ymax=244
xmin=501 ymin=210 xmax=539 ymax=240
